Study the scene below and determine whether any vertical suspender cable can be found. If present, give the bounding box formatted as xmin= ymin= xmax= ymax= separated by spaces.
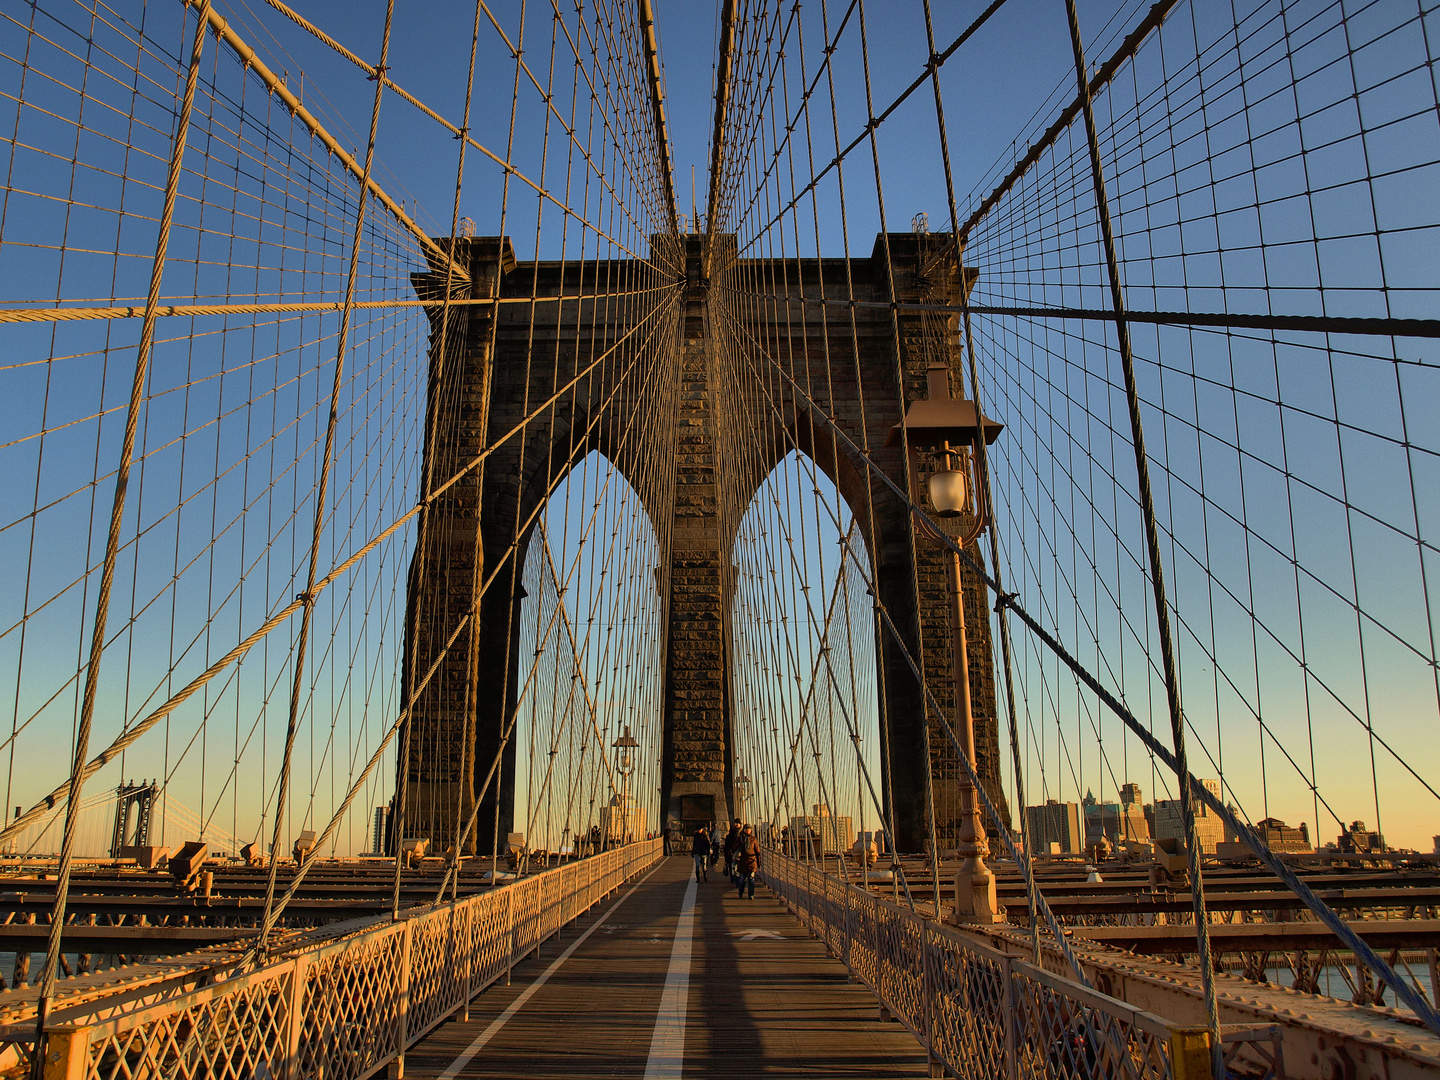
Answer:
xmin=258 ymin=0 xmax=397 ymax=955
xmin=1061 ymin=0 xmax=1222 ymax=1070
xmin=705 ymin=0 xmax=738 ymax=249
xmin=28 ymin=4 xmax=213 ymax=1068
xmin=394 ymin=0 xmax=486 ymax=917
xmin=917 ymin=0 xmax=1041 ymax=964
xmin=849 ymin=0 xmax=945 ymax=919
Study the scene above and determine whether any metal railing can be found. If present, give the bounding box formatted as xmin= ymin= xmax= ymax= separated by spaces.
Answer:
xmin=765 ymin=851 xmax=1195 ymax=1080
xmin=28 ymin=839 xmax=662 ymax=1079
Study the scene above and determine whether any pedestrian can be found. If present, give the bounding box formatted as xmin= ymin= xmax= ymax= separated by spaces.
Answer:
xmin=691 ymin=826 xmax=710 ymax=882
xmin=709 ymin=827 xmax=722 ymax=870
xmin=722 ymin=818 xmax=743 ymax=882
xmin=735 ymin=823 xmax=761 ymax=899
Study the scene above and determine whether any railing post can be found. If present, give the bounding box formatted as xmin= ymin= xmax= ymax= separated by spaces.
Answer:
xmin=921 ymin=921 xmax=942 ymax=1078
xmin=1002 ymin=956 xmax=1017 ymax=1080
xmin=40 ymin=1028 xmax=89 ymax=1080
xmin=284 ymin=954 xmax=309 ymax=1080
xmin=843 ymin=879 xmax=853 ymax=979
xmin=1169 ymin=1027 xmax=1214 ymax=1080
xmin=505 ymin=886 xmax=515 ymax=986
xmin=389 ymin=920 xmax=412 ymax=1079
xmin=456 ymin=904 xmax=471 ymax=1023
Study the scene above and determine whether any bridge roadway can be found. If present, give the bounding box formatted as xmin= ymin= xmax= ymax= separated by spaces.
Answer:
xmin=402 ymin=854 xmax=927 ymax=1078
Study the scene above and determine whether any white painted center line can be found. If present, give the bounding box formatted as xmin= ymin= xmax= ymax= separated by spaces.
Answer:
xmin=642 ymin=875 xmax=698 ymax=1080
xmin=438 ymin=864 xmax=661 ymax=1079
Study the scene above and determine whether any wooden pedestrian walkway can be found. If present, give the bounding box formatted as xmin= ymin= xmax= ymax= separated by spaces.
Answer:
xmin=403 ymin=855 xmax=928 ymax=1078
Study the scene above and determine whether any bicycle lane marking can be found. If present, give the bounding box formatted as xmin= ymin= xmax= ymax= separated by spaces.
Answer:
xmin=641 ymin=874 xmax=698 ymax=1079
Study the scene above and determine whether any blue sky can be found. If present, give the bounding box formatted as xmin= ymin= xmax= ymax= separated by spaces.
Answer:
xmin=1 ymin=0 xmax=1436 ymax=856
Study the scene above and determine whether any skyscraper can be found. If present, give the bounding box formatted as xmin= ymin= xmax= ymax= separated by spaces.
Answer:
xmin=371 ymin=805 xmax=389 ymax=856
xmin=1025 ymin=799 xmax=1082 ymax=854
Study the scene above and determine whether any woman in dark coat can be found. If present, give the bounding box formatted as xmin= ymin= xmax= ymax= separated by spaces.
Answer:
xmin=734 ymin=824 xmax=761 ymax=899
xmin=691 ymin=827 xmax=710 ymax=882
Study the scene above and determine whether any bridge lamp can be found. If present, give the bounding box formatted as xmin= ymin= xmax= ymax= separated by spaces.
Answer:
xmin=887 ymin=361 xmax=1005 ymax=927
xmin=925 ymin=453 xmax=969 ymax=516
xmin=735 ymin=769 xmax=752 ymax=821
xmin=613 ymin=727 xmax=640 ymax=844
xmin=613 ymin=726 xmax=639 ymax=781
xmin=887 ymin=361 xmax=1002 ymax=543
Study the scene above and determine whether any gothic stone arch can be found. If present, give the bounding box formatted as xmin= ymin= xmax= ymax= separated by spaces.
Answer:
xmin=404 ymin=233 xmax=1009 ymax=855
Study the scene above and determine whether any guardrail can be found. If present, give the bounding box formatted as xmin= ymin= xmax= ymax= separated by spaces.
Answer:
xmin=31 ymin=839 xmax=662 ymax=1079
xmin=765 ymin=852 xmax=1198 ymax=1080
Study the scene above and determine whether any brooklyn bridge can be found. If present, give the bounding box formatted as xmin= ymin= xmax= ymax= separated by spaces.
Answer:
xmin=0 ymin=0 xmax=1437 ymax=1076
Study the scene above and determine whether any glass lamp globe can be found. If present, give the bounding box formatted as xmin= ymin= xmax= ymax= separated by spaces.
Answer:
xmin=927 ymin=465 xmax=968 ymax=516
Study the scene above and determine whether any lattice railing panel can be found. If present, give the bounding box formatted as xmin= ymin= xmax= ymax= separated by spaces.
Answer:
xmin=33 ymin=841 xmax=661 ymax=1079
xmin=928 ymin=940 xmax=1009 ymax=1080
xmin=79 ymin=968 xmax=292 ymax=1080
xmin=766 ymin=851 xmax=1178 ymax=1080
xmin=296 ymin=928 xmax=405 ymax=1080
xmin=471 ymin=888 xmax=513 ymax=991
xmin=406 ymin=905 xmax=474 ymax=1047
xmin=1010 ymin=966 xmax=1174 ymax=1080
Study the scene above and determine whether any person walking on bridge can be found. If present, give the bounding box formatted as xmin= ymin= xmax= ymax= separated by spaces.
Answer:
xmin=723 ymin=818 xmax=743 ymax=882
xmin=691 ymin=826 xmax=710 ymax=883
xmin=735 ymin=824 xmax=761 ymax=899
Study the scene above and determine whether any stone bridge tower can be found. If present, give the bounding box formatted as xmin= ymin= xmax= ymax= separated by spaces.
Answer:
xmin=403 ymin=233 xmax=1009 ymax=855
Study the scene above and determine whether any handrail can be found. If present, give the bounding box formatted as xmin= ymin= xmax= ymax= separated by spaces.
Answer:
xmin=19 ymin=839 xmax=663 ymax=1078
xmin=764 ymin=850 xmax=1190 ymax=1079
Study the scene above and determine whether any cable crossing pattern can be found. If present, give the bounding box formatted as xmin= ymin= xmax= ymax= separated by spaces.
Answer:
xmin=0 ymin=0 xmax=1437 ymax=1078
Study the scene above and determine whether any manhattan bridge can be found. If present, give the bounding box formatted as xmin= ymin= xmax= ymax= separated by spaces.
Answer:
xmin=0 ymin=0 xmax=1437 ymax=1076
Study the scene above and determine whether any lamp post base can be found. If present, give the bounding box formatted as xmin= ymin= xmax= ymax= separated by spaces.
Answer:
xmin=949 ymin=859 xmax=1004 ymax=925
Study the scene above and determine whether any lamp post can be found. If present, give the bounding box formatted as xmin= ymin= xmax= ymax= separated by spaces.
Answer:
xmin=735 ymin=768 xmax=752 ymax=824
xmin=613 ymin=726 xmax=639 ymax=845
xmin=887 ymin=361 xmax=1004 ymax=926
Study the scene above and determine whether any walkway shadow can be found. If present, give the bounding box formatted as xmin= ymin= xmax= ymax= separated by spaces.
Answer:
xmin=687 ymin=878 xmax=926 ymax=1078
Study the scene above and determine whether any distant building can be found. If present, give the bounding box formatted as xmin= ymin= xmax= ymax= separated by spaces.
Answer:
xmin=1256 ymin=817 xmax=1311 ymax=853
xmin=1152 ymin=780 xmax=1225 ymax=854
xmin=601 ymin=794 xmax=647 ymax=843
xmin=1432 ymin=835 xmax=1440 ymax=855
xmin=1026 ymin=799 xmax=1082 ymax=855
xmin=371 ymin=805 xmax=389 ymax=856
xmin=1081 ymin=789 xmax=1113 ymax=848
xmin=1114 ymin=783 xmax=1149 ymax=843
xmin=1081 ymin=788 xmax=1148 ymax=846
xmin=1338 ymin=820 xmax=1386 ymax=854
xmin=788 ymin=805 xmax=853 ymax=855
xmin=1116 ymin=802 xmax=1150 ymax=843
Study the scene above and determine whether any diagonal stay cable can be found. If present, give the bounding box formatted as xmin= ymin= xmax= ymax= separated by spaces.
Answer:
xmin=28 ymin=3 xmax=216 ymax=1059
xmin=0 ymin=284 xmax=683 ymax=850
xmin=717 ymin=286 xmax=1440 ymax=1037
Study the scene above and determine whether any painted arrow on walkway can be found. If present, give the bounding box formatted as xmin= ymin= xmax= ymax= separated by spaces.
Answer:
xmin=728 ymin=929 xmax=786 ymax=941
